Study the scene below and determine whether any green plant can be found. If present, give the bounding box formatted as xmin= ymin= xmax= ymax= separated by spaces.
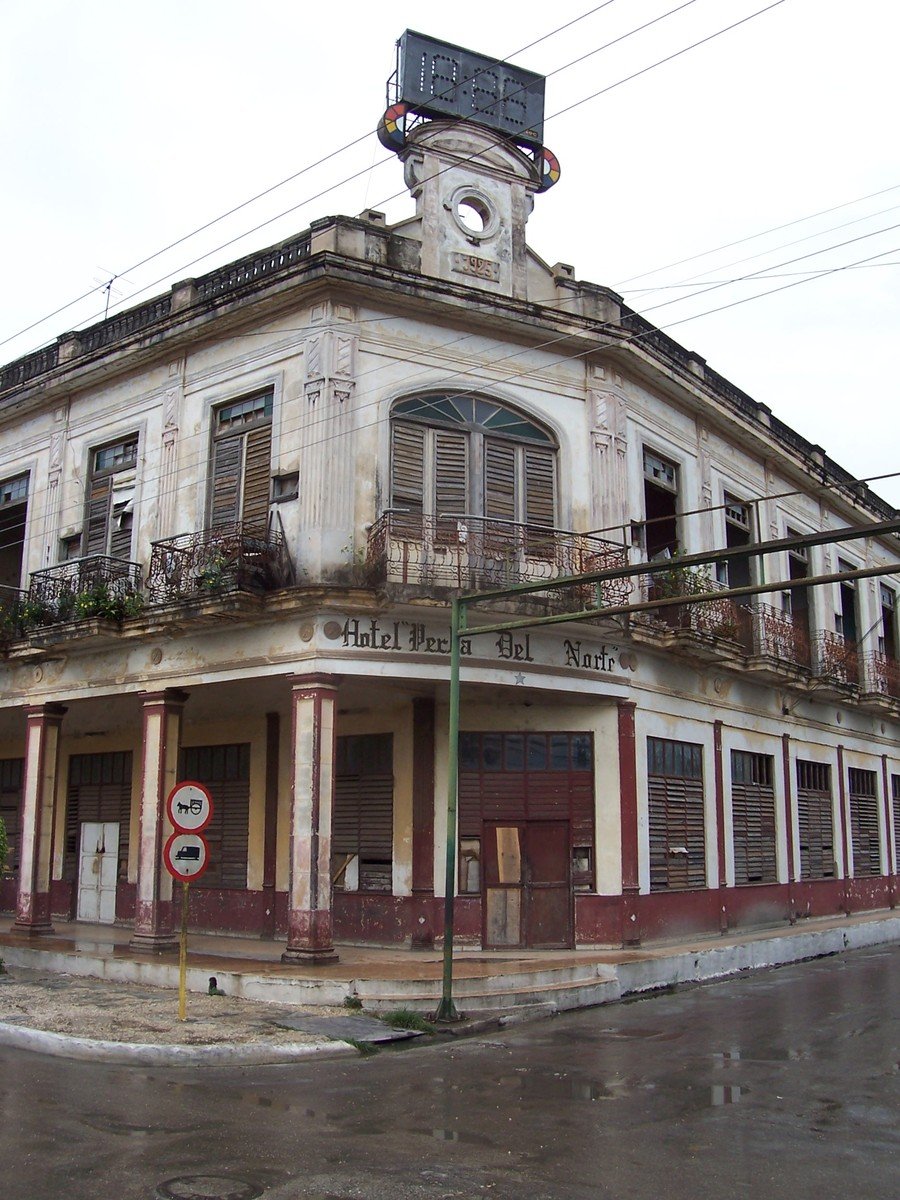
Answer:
xmin=196 ymin=551 xmax=229 ymax=591
xmin=344 ymin=1038 xmax=379 ymax=1056
xmin=19 ymin=597 xmax=55 ymax=630
xmin=343 ymin=994 xmax=363 ymax=1011
xmin=70 ymin=584 xmax=143 ymax=623
xmin=380 ymin=1008 xmax=436 ymax=1034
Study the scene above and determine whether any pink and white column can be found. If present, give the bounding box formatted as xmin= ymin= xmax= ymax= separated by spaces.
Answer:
xmin=14 ymin=703 xmax=67 ymax=936
xmin=130 ymin=689 xmax=189 ymax=952
xmin=282 ymin=674 xmax=340 ymax=964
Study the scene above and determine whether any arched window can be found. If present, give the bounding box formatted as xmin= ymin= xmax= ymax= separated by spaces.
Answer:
xmin=390 ymin=395 xmax=557 ymax=528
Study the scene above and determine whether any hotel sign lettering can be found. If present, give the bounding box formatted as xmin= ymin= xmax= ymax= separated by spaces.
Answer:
xmin=336 ymin=618 xmax=633 ymax=677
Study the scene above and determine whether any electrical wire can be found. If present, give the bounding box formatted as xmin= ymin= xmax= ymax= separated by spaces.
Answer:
xmin=0 ymin=2 xmax=623 ymax=356
xmin=1 ymin=229 xmax=897 ymax=561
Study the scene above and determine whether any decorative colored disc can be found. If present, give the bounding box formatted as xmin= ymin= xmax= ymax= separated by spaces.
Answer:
xmin=538 ymin=147 xmax=561 ymax=192
xmin=377 ymin=103 xmax=409 ymax=153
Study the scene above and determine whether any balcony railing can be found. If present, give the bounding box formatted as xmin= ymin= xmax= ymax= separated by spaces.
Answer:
xmin=638 ymin=571 xmax=749 ymax=646
xmin=862 ymin=652 xmax=900 ymax=699
xmin=146 ymin=522 xmax=291 ymax=605
xmin=813 ymin=631 xmax=860 ymax=687
xmin=0 ymin=585 xmax=27 ymax=640
xmin=366 ymin=511 xmax=630 ymax=604
xmin=746 ymin=601 xmax=811 ymax=668
xmin=26 ymin=555 xmax=143 ymax=627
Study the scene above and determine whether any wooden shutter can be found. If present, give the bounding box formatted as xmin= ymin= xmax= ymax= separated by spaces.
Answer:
xmin=484 ymin=440 xmax=516 ymax=521
xmin=241 ymin=425 xmax=272 ymax=528
xmin=848 ymin=769 xmax=880 ymax=877
xmin=391 ymin=423 xmax=425 ymax=515
xmin=181 ymin=744 xmax=250 ymax=889
xmin=796 ymin=761 xmax=834 ymax=879
xmin=893 ymin=775 xmax=900 ymax=872
xmin=65 ymin=752 xmax=132 ymax=880
xmin=334 ymin=734 xmax=394 ymax=893
xmin=84 ymin=476 xmax=113 ymax=555
xmin=648 ymin=776 xmax=706 ymax=891
xmin=731 ymin=752 xmax=777 ymax=885
xmin=434 ymin=429 xmax=468 ymax=517
xmin=209 ymin=435 xmax=243 ymax=526
xmin=0 ymin=758 xmax=24 ymax=872
xmin=524 ymin=447 xmax=556 ymax=528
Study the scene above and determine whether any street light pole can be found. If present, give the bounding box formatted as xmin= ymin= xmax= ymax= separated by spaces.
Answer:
xmin=435 ymin=596 xmax=464 ymax=1022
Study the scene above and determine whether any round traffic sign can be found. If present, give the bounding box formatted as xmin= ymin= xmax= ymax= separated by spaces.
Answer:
xmin=163 ymin=831 xmax=210 ymax=882
xmin=166 ymin=781 xmax=213 ymax=833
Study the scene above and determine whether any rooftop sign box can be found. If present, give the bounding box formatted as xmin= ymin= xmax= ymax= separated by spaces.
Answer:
xmin=391 ymin=30 xmax=545 ymax=148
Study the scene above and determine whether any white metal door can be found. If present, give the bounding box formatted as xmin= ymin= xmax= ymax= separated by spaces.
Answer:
xmin=76 ymin=821 xmax=119 ymax=923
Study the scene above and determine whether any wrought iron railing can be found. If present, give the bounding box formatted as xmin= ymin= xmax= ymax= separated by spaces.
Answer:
xmin=26 ymin=555 xmax=143 ymax=627
xmin=0 ymin=585 xmax=27 ymax=640
xmin=146 ymin=522 xmax=291 ymax=604
xmin=746 ymin=601 xmax=812 ymax=668
xmin=366 ymin=511 xmax=630 ymax=604
xmin=861 ymin=652 xmax=900 ymax=698
xmin=813 ymin=631 xmax=860 ymax=686
xmin=636 ymin=570 xmax=750 ymax=647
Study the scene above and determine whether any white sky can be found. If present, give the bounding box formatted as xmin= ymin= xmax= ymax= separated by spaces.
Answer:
xmin=2 ymin=0 xmax=898 ymax=505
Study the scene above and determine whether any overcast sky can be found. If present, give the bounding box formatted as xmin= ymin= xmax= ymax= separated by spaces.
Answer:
xmin=2 ymin=0 xmax=898 ymax=505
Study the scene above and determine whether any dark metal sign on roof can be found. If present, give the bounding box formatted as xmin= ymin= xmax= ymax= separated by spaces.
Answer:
xmin=389 ymin=30 xmax=545 ymax=148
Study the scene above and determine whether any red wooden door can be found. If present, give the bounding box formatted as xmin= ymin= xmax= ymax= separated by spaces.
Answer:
xmin=483 ymin=821 xmax=572 ymax=949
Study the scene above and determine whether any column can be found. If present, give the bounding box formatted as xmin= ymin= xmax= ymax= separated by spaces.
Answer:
xmin=130 ymin=689 xmax=189 ymax=952
xmin=782 ymin=733 xmax=796 ymax=924
xmin=282 ymin=674 xmax=340 ymax=964
xmin=713 ymin=720 xmax=728 ymax=933
xmin=836 ymin=746 xmax=851 ymax=915
xmin=881 ymin=755 xmax=896 ymax=909
xmin=617 ymin=700 xmax=641 ymax=947
xmin=262 ymin=712 xmax=280 ymax=938
xmin=411 ymin=697 xmax=436 ymax=948
xmin=14 ymin=704 xmax=66 ymax=935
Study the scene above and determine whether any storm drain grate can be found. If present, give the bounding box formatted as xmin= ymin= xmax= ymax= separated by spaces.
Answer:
xmin=155 ymin=1176 xmax=265 ymax=1200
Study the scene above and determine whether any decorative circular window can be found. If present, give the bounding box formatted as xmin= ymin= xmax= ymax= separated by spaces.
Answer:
xmin=449 ymin=187 xmax=499 ymax=241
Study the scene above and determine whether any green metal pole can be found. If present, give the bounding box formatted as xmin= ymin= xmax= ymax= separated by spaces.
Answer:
xmin=435 ymin=596 xmax=464 ymax=1022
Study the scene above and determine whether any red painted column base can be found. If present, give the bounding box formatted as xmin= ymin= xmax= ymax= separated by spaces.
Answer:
xmin=282 ymin=908 xmax=339 ymax=964
xmin=12 ymin=890 xmax=54 ymax=937
xmin=129 ymin=899 xmax=177 ymax=954
xmin=620 ymin=888 xmax=641 ymax=947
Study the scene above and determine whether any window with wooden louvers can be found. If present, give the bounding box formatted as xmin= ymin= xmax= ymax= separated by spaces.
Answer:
xmin=731 ymin=750 xmax=777 ymax=885
xmin=84 ymin=438 xmax=137 ymax=558
xmin=333 ymin=734 xmax=394 ymax=892
xmin=209 ymin=394 xmax=272 ymax=529
xmin=181 ymin=744 xmax=250 ymax=889
xmin=0 ymin=758 xmax=24 ymax=872
xmin=65 ymin=752 xmax=133 ymax=880
xmin=893 ymin=775 xmax=900 ymax=872
xmin=647 ymin=738 xmax=706 ymax=891
xmin=796 ymin=760 xmax=835 ymax=879
xmin=847 ymin=767 xmax=881 ymax=877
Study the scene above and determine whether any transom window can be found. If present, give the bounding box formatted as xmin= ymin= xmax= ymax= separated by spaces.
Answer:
xmin=390 ymin=394 xmax=556 ymax=528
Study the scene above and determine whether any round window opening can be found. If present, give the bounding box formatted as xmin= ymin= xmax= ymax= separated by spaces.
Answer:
xmin=452 ymin=191 xmax=498 ymax=240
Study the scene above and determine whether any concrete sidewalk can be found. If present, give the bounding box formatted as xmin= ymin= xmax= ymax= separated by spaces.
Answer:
xmin=2 ymin=910 xmax=898 ymax=1017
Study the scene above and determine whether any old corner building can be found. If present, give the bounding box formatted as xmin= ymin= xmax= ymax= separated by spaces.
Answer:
xmin=0 ymin=32 xmax=897 ymax=960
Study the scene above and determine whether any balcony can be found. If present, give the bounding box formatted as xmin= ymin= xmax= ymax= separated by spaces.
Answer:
xmin=366 ymin=511 xmax=630 ymax=606
xmin=146 ymin=522 xmax=291 ymax=605
xmin=633 ymin=570 xmax=749 ymax=661
xmin=860 ymin=652 xmax=900 ymax=704
xmin=813 ymin=631 xmax=859 ymax=689
xmin=24 ymin=555 xmax=143 ymax=629
xmin=0 ymin=585 xmax=26 ymax=641
xmin=745 ymin=602 xmax=811 ymax=671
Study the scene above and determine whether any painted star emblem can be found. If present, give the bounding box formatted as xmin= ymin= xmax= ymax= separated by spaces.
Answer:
xmin=514 ymin=672 xmax=526 ymax=685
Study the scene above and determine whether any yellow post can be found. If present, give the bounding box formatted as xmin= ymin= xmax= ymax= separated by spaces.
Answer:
xmin=178 ymin=879 xmax=189 ymax=1021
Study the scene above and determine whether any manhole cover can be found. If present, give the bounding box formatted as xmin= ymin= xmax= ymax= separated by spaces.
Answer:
xmin=155 ymin=1176 xmax=264 ymax=1200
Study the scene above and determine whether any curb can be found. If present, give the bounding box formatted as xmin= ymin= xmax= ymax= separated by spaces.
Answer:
xmin=0 ymin=1022 xmax=359 ymax=1066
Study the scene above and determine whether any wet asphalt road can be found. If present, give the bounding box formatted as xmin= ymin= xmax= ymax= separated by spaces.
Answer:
xmin=2 ymin=944 xmax=897 ymax=1200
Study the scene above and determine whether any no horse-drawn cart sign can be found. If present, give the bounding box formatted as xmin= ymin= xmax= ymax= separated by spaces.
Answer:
xmin=166 ymin=781 xmax=213 ymax=832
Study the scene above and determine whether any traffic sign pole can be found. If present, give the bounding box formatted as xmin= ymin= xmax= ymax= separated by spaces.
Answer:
xmin=178 ymin=880 xmax=189 ymax=1022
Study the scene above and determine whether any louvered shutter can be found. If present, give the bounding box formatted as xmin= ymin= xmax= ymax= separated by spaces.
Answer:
xmin=484 ymin=440 xmax=517 ymax=521
xmin=796 ymin=762 xmax=835 ymax=880
xmin=0 ymin=758 xmax=24 ymax=872
xmin=181 ymin=744 xmax=250 ymax=889
xmin=209 ymin=435 xmax=243 ymax=526
xmin=648 ymin=775 xmax=706 ymax=891
xmin=65 ymin=752 xmax=132 ymax=880
xmin=334 ymin=734 xmax=394 ymax=893
xmin=434 ymin=430 xmax=468 ymax=516
xmin=241 ymin=425 xmax=272 ymax=529
xmin=731 ymin=781 xmax=777 ymax=884
xmin=848 ymin=770 xmax=880 ymax=877
xmin=524 ymin=447 xmax=555 ymax=528
xmin=84 ymin=476 xmax=113 ymax=555
xmin=391 ymin=422 xmax=425 ymax=524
